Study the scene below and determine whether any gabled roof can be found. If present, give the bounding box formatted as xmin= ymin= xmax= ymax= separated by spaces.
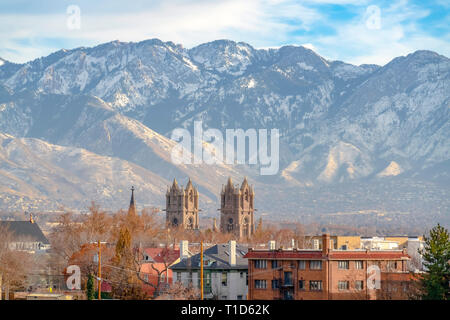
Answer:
xmin=0 ymin=221 xmax=49 ymax=244
xmin=170 ymin=244 xmax=248 ymax=270
xmin=143 ymin=248 xmax=180 ymax=264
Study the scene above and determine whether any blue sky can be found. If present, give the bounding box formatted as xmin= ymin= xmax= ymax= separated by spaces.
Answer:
xmin=0 ymin=0 xmax=449 ymax=65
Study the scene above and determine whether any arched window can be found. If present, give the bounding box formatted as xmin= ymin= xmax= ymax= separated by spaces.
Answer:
xmin=243 ymin=217 xmax=249 ymax=236
xmin=173 ymin=218 xmax=178 ymax=226
xmin=227 ymin=218 xmax=233 ymax=232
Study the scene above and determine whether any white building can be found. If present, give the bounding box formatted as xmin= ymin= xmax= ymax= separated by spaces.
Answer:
xmin=170 ymin=240 xmax=248 ymax=300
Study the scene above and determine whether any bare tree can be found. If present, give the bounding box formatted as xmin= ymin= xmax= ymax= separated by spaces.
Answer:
xmin=155 ymin=281 xmax=200 ymax=300
xmin=0 ymin=225 xmax=33 ymax=299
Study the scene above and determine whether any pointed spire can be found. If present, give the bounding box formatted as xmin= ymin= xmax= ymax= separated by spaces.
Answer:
xmin=241 ymin=176 xmax=249 ymax=190
xmin=186 ymin=177 xmax=193 ymax=190
xmin=226 ymin=177 xmax=233 ymax=190
xmin=172 ymin=178 xmax=179 ymax=191
xmin=128 ymin=186 xmax=136 ymax=216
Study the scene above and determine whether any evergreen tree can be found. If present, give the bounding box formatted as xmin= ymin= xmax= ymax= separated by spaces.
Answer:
xmin=419 ymin=224 xmax=450 ymax=300
xmin=86 ymin=273 xmax=95 ymax=300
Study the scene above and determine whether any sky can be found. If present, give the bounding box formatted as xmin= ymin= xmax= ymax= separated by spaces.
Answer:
xmin=0 ymin=0 xmax=449 ymax=65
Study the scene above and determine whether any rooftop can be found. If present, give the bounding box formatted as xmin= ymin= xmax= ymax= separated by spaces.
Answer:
xmin=171 ymin=243 xmax=248 ymax=270
xmin=0 ymin=221 xmax=50 ymax=244
xmin=244 ymin=248 xmax=410 ymax=260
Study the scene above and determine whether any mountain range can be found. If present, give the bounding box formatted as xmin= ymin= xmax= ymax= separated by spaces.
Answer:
xmin=0 ymin=39 xmax=448 ymax=228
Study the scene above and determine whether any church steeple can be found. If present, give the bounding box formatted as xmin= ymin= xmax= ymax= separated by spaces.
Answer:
xmin=166 ymin=178 xmax=199 ymax=230
xmin=220 ymin=177 xmax=255 ymax=238
xmin=128 ymin=186 xmax=136 ymax=216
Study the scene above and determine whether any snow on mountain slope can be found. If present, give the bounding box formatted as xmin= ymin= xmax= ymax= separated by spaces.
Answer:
xmin=0 ymin=39 xmax=448 ymax=216
xmin=0 ymin=132 xmax=172 ymax=211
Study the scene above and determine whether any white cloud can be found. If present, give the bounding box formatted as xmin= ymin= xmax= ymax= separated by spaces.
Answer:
xmin=0 ymin=0 xmax=448 ymax=65
xmin=292 ymin=0 xmax=450 ymax=65
xmin=0 ymin=0 xmax=322 ymax=63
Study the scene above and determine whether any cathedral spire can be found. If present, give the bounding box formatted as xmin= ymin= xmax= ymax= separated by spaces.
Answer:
xmin=128 ymin=186 xmax=136 ymax=216
xmin=241 ymin=176 xmax=249 ymax=189
xmin=186 ymin=177 xmax=193 ymax=190
xmin=226 ymin=177 xmax=233 ymax=189
xmin=172 ymin=178 xmax=179 ymax=190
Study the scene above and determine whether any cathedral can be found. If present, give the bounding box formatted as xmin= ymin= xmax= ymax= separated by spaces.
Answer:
xmin=125 ymin=176 xmax=256 ymax=237
xmin=165 ymin=178 xmax=199 ymax=230
xmin=219 ymin=177 xmax=255 ymax=238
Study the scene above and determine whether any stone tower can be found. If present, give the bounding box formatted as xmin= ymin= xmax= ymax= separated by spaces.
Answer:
xmin=165 ymin=178 xmax=199 ymax=230
xmin=220 ymin=177 xmax=255 ymax=238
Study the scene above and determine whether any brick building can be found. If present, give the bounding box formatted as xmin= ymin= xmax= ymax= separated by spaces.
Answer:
xmin=244 ymin=234 xmax=412 ymax=300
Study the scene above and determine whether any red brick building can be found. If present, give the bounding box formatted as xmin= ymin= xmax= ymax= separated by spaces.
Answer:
xmin=244 ymin=234 xmax=413 ymax=300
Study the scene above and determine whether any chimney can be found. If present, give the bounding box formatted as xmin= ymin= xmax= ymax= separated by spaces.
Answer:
xmin=180 ymin=240 xmax=189 ymax=260
xmin=291 ymin=239 xmax=296 ymax=249
xmin=322 ymin=234 xmax=330 ymax=255
xmin=229 ymin=240 xmax=236 ymax=266
xmin=268 ymin=240 xmax=276 ymax=250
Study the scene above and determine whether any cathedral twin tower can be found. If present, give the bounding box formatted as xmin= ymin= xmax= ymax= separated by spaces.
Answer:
xmin=165 ymin=177 xmax=256 ymax=238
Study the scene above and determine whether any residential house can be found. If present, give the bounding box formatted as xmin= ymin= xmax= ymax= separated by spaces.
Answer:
xmin=139 ymin=246 xmax=181 ymax=297
xmin=0 ymin=217 xmax=50 ymax=252
xmin=170 ymin=240 xmax=248 ymax=300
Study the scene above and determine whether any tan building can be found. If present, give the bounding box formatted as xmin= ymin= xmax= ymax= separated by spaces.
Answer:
xmin=220 ymin=177 xmax=255 ymax=238
xmin=244 ymin=234 xmax=412 ymax=300
xmin=165 ymin=178 xmax=199 ymax=230
xmin=310 ymin=235 xmax=361 ymax=250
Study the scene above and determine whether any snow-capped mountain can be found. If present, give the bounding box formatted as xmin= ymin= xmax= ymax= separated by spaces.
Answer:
xmin=0 ymin=39 xmax=448 ymax=225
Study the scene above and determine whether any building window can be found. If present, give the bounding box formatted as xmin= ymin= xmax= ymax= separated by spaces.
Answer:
xmin=271 ymin=260 xmax=280 ymax=269
xmin=254 ymin=260 xmax=267 ymax=269
xmin=255 ymin=280 xmax=267 ymax=289
xmin=272 ymin=279 xmax=280 ymax=289
xmin=338 ymin=261 xmax=349 ymax=269
xmin=338 ymin=281 xmax=349 ymax=291
xmin=310 ymin=280 xmax=323 ymax=291
xmin=355 ymin=280 xmax=364 ymax=290
xmin=227 ymin=218 xmax=233 ymax=232
xmin=299 ymin=280 xmax=305 ymax=290
xmin=240 ymin=272 xmax=244 ymax=278
xmin=222 ymin=296 xmax=227 ymax=300
xmin=237 ymin=295 xmax=243 ymax=300
xmin=221 ymin=272 xmax=228 ymax=286
xmin=313 ymin=239 xmax=320 ymax=250
xmin=355 ymin=261 xmax=364 ymax=270
xmin=298 ymin=260 xmax=306 ymax=270
xmin=310 ymin=260 xmax=322 ymax=270
xmin=188 ymin=272 xmax=193 ymax=285
xmin=176 ymin=272 xmax=181 ymax=282
xmin=284 ymin=272 xmax=293 ymax=286
xmin=387 ymin=261 xmax=398 ymax=270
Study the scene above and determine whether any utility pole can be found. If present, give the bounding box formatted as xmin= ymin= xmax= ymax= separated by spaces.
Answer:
xmin=98 ymin=240 xmax=102 ymax=300
xmin=200 ymin=241 xmax=204 ymax=300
